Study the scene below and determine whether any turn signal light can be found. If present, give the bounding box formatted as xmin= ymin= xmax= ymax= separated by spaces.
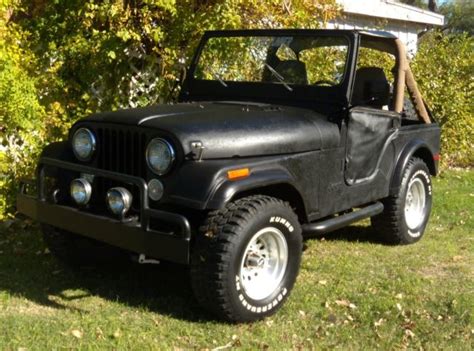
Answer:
xmin=227 ymin=168 xmax=250 ymax=180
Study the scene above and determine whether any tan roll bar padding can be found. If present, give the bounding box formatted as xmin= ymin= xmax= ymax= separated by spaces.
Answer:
xmin=393 ymin=39 xmax=431 ymax=124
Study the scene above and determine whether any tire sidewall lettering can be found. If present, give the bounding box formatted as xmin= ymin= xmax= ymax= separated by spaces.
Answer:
xmin=234 ymin=214 xmax=298 ymax=315
xmin=410 ymin=169 xmax=432 ymax=196
xmin=404 ymin=166 xmax=432 ymax=238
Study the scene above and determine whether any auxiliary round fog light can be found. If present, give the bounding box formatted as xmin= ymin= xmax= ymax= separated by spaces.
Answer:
xmin=70 ymin=178 xmax=92 ymax=205
xmin=148 ymin=179 xmax=164 ymax=201
xmin=106 ymin=187 xmax=133 ymax=217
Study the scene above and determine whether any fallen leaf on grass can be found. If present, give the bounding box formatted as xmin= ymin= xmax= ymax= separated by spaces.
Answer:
xmin=402 ymin=320 xmax=416 ymax=330
xmin=231 ymin=335 xmax=241 ymax=347
xmin=374 ymin=318 xmax=385 ymax=327
xmin=112 ymin=329 xmax=121 ymax=339
xmin=318 ymin=280 xmax=327 ymax=285
xmin=152 ymin=316 xmax=160 ymax=326
xmin=395 ymin=293 xmax=403 ymax=299
xmin=71 ymin=329 xmax=83 ymax=339
xmin=335 ymin=299 xmax=357 ymax=309
xmin=211 ymin=341 xmax=233 ymax=351
xmin=95 ymin=327 xmax=104 ymax=340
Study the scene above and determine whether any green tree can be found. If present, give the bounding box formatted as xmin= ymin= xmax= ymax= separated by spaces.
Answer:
xmin=440 ymin=0 xmax=474 ymax=35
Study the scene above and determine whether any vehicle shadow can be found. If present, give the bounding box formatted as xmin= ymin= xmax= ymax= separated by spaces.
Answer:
xmin=0 ymin=222 xmax=211 ymax=322
xmin=0 ymin=221 xmax=385 ymax=322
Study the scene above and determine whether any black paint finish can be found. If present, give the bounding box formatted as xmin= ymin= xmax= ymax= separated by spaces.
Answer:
xmin=82 ymin=101 xmax=340 ymax=158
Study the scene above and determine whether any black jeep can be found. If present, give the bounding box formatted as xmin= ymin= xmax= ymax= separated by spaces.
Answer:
xmin=17 ymin=29 xmax=440 ymax=322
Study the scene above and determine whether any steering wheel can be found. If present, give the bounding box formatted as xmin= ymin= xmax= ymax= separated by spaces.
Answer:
xmin=312 ymin=79 xmax=337 ymax=86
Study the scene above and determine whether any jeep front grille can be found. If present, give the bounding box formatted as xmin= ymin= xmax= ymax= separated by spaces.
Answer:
xmin=96 ymin=126 xmax=148 ymax=177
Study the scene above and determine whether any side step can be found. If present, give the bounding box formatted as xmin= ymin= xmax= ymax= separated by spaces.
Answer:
xmin=302 ymin=202 xmax=384 ymax=236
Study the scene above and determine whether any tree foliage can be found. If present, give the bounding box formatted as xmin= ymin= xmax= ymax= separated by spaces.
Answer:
xmin=440 ymin=0 xmax=474 ymax=35
xmin=16 ymin=0 xmax=340 ymax=121
xmin=0 ymin=0 xmax=47 ymax=220
xmin=412 ymin=31 xmax=474 ymax=167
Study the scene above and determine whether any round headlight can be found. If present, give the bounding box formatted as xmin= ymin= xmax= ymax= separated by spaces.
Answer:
xmin=106 ymin=187 xmax=133 ymax=217
xmin=72 ymin=128 xmax=96 ymax=161
xmin=70 ymin=178 xmax=92 ymax=205
xmin=146 ymin=138 xmax=175 ymax=175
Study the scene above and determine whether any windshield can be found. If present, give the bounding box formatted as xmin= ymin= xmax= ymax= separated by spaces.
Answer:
xmin=194 ymin=35 xmax=350 ymax=88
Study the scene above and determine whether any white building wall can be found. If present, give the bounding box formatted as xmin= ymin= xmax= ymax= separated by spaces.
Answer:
xmin=326 ymin=16 xmax=423 ymax=55
xmin=326 ymin=0 xmax=445 ymax=55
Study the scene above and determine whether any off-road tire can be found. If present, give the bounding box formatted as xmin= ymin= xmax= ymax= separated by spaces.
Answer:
xmin=42 ymin=224 xmax=128 ymax=268
xmin=190 ymin=195 xmax=302 ymax=322
xmin=371 ymin=157 xmax=432 ymax=244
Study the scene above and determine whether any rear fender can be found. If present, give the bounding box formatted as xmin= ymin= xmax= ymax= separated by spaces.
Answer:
xmin=390 ymin=139 xmax=437 ymax=194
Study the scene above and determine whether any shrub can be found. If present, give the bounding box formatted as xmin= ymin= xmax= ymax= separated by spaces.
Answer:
xmin=0 ymin=5 xmax=47 ymax=220
xmin=412 ymin=32 xmax=474 ymax=167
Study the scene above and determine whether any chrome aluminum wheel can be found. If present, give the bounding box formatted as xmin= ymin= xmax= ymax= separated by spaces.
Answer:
xmin=239 ymin=227 xmax=288 ymax=301
xmin=404 ymin=177 xmax=426 ymax=232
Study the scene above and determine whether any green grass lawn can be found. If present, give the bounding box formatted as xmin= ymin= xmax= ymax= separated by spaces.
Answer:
xmin=0 ymin=169 xmax=472 ymax=349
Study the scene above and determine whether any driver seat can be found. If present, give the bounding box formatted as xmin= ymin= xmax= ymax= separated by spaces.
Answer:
xmin=352 ymin=67 xmax=390 ymax=108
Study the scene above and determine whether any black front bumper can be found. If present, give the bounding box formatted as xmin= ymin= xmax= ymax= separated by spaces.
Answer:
xmin=17 ymin=157 xmax=191 ymax=264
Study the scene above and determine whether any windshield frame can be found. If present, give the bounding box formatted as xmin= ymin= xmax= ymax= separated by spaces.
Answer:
xmin=181 ymin=29 xmax=357 ymax=108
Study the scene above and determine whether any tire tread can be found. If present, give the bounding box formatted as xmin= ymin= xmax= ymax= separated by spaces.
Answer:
xmin=372 ymin=157 xmax=430 ymax=244
xmin=191 ymin=195 xmax=298 ymax=322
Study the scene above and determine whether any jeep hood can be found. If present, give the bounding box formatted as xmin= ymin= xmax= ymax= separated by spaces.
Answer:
xmin=84 ymin=102 xmax=340 ymax=159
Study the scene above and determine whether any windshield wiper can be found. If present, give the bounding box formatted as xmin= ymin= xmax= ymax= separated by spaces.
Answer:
xmin=264 ymin=63 xmax=293 ymax=92
xmin=208 ymin=68 xmax=228 ymax=88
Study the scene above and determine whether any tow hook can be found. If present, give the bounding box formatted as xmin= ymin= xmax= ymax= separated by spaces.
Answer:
xmin=136 ymin=254 xmax=160 ymax=265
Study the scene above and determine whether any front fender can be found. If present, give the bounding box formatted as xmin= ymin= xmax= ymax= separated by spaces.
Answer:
xmin=206 ymin=167 xmax=298 ymax=209
xmin=165 ymin=155 xmax=307 ymax=211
